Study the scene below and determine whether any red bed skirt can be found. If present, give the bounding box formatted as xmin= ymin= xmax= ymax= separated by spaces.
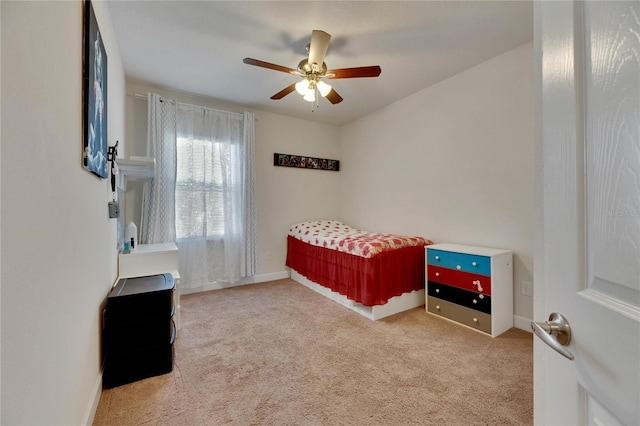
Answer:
xmin=286 ymin=235 xmax=427 ymax=307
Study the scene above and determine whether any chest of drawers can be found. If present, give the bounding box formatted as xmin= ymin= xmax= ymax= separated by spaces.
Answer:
xmin=426 ymin=243 xmax=513 ymax=337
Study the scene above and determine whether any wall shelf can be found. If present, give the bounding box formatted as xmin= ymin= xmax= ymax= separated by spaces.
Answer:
xmin=116 ymin=156 xmax=155 ymax=179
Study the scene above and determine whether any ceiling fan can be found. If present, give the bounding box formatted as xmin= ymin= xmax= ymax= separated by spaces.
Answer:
xmin=243 ymin=30 xmax=381 ymax=105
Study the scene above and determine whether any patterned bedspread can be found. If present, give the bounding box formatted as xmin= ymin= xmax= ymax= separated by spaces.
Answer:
xmin=288 ymin=220 xmax=431 ymax=258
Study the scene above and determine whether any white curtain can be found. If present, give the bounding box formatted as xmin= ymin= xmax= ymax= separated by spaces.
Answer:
xmin=174 ymin=104 xmax=256 ymax=291
xmin=140 ymin=93 xmax=177 ymax=244
xmin=241 ymin=112 xmax=257 ymax=277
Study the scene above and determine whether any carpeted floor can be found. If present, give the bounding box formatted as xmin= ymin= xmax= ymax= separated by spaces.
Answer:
xmin=93 ymin=278 xmax=533 ymax=425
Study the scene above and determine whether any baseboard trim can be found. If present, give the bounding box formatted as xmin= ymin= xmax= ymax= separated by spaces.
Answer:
xmin=181 ymin=270 xmax=291 ymax=295
xmin=243 ymin=270 xmax=291 ymax=284
xmin=514 ymin=315 xmax=532 ymax=333
xmin=82 ymin=372 xmax=103 ymax=426
xmin=181 ymin=273 xmax=534 ymax=333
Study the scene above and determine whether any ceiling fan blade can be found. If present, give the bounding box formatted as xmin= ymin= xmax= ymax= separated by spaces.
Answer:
xmin=270 ymin=83 xmax=297 ymax=100
xmin=325 ymin=88 xmax=343 ymax=104
xmin=308 ymin=30 xmax=331 ymax=71
xmin=243 ymin=58 xmax=297 ymax=74
xmin=326 ymin=66 xmax=382 ymax=79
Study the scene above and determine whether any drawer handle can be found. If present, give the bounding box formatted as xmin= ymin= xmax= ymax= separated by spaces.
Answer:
xmin=456 ymin=265 xmax=461 ymax=270
xmin=435 ymin=272 xmax=440 ymax=277
xmin=436 ymin=288 xmax=440 ymax=293
xmin=472 ymin=261 xmax=477 ymax=267
xmin=436 ymin=305 xmax=441 ymax=311
xmin=473 ymin=318 xmax=478 ymax=323
xmin=435 ymin=256 xmax=440 ymax=260
xmin=473 ymin=299 xmax=477 ymax=304
xmin=472 ymin=280 xmax=484 ymax=292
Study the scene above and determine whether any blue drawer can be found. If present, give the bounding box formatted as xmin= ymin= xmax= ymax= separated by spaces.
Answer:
xmin=427 ymin=249 xmax=490 ymax=276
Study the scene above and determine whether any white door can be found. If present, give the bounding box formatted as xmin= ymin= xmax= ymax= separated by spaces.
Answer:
xmin=535 ymin=1 xmax=640 ymax=425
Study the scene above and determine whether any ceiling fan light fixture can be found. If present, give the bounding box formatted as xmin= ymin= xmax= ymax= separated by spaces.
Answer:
xmin=243 ymin=29 xmax=380 ymax=107
xmin=295 ymin=79 xmax=309 ymax=95
xmin=316 ymin=80 xmax=332 ymax=97
xmin=303 ymin=90 xmax=316 ymax=102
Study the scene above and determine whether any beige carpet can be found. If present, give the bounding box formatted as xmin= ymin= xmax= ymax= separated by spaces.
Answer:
xmin=93 ymin=278 xmax=533 ymax=425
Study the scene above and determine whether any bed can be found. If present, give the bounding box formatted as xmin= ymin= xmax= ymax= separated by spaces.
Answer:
xmin=286 ymin=220 xmax=433 ymax=320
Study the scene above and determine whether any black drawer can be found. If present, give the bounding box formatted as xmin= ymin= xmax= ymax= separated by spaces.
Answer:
xmin=428 ymin=281 xmax=491 ymax=314
xmin=106 ymin=318 xmax=175 ymax=353
xmin=107 ymin=274 xmax=174 ymax=323
xmin=103 ymin=321 xmax=176 ymax=389
xmin=103 ymin=342 xmax=174 ymax=388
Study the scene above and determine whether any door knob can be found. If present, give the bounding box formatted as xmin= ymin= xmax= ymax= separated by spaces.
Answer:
xmin=531 ymin=313 xmax=575 ymax=360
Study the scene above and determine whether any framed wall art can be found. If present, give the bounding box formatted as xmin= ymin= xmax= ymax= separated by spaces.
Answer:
xmin=83 ymin=0 xmax=108 ymax=178
xmin=273 ymin=153 xmax=340 ymax=172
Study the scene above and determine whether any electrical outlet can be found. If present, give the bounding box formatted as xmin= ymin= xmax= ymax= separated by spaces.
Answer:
xmin=521 ymin=281 xmax=533 ymax=297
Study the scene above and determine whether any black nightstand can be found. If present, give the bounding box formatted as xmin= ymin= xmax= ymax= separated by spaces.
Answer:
xmin=103 ymin=273 xmax=176 ymax=388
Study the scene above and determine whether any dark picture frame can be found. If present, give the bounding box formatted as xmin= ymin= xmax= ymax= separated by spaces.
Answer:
xmin=83 ymin=0 xmax=108 ymax=178
xmin=274 ymin=153 xmax=339 ymax=171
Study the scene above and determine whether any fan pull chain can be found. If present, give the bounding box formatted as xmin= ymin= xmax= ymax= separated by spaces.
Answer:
xmin=311 ymin=84 xmax=319 ymax=112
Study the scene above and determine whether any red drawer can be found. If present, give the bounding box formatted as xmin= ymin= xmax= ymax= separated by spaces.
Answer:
xmin=427 ymin=265 xmax=492 ymax=295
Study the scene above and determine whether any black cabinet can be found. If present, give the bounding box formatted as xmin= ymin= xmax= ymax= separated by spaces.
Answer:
xmin=103 ymin=273 xmax=176 ymax=388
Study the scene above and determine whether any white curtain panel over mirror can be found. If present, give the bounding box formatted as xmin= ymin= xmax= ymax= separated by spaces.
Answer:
xmin=141 ymin=93 xmax=256 ymax=292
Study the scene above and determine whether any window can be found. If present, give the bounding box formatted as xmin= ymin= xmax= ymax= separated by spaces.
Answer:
xmin=175 ymin=135 xmax=238 ymax=240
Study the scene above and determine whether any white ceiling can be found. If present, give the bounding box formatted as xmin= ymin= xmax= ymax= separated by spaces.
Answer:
xmin=108 ymin=1 xmax=533 ymax=126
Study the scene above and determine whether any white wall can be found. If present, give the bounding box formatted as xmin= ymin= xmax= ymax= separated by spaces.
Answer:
xmin=339 ymin=43 xmax=534 ymax=321
xmin=124 ymin=81 xmax=341 ymax=284
xmin=1 ymin=1 xmax=125 ymax=424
